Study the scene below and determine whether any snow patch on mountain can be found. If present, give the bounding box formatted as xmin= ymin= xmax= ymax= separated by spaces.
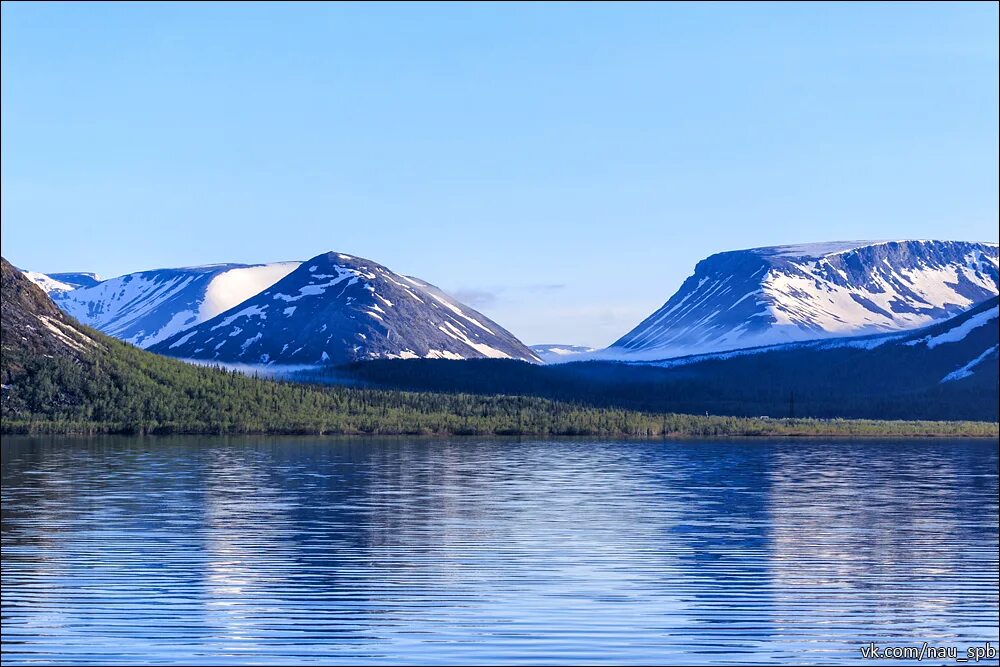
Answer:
xmin=906 ymin=307 xmax=998 ymax=349
xmin=150 ymin=251 xmax=540 ymax=364
xmin=21 ymin=271 xmax=77 ymax=294
xmin=941 ymin=345 xmax=998 ymax=383
xmin=53 ymin=262 xmax=300 ymax=348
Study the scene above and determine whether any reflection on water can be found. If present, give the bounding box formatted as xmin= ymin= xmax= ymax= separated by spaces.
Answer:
xmin=2 ymin=437 xmax=997 ymax=665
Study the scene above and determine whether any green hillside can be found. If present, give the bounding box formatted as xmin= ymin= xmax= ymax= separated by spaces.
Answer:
xmin=2 ymin=258 xmax=996 ymax=438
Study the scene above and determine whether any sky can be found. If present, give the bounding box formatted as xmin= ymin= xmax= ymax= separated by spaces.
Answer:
xmin=2 ymin=2 xmax=998 ymax=347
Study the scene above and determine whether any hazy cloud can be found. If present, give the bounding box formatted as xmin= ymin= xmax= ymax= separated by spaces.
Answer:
xmin=447 ymin=283 xmax=566 ymax=309
xmin=448 ymin=288 xmax=500 ymax=308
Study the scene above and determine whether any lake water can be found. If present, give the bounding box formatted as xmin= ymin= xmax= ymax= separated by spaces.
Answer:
xmin=2 ymin=436 xmax=997 ymax=665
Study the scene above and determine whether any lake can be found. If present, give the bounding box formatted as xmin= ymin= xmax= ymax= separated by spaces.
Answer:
xmin=2 ymin=436 xmax=997 ymax=665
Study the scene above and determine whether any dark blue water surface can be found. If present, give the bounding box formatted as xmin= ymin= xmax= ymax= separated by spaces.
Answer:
xmin=2 ymin=437 xmax=998 ymax=665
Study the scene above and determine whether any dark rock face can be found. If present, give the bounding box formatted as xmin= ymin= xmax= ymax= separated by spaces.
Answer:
xmin=1 ymin=257 xmax=100 ymax=383
xmin=150 ymin=252 xmax=540 ymax=365
xmin=608 ymin=240 xmax=999 ymax=360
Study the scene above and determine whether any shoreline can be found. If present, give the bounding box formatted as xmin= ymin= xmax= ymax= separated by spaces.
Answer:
xmin=4 ymin=421 xmax=998 ymax=440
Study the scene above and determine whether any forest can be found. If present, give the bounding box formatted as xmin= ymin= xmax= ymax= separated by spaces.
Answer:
xmin=3 ymin=334 xmax=996 ymax=438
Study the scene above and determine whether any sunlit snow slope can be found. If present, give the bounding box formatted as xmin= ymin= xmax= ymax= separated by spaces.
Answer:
xmin=20 ymin=271 xmax=87 ymax=294
xmin=53 ymin=262 xmax=301 ymax=348
xmin=605 ymin=240 xmax=998 ymax=360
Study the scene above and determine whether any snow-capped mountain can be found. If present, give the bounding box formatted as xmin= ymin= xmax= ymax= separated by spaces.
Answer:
xmin=530 ymin=344 xmax=599 ymax=363
xmin=53 ymin=262 xmax=301 ymax=348
xmin=150 ymin=251 xmax=541 ymax=365
xmin=606 ymin=240 xmax=999 ymax=360
xmin=333 ymin=297 xmax=999 ymax=421
xmin=47 ymin=272 xmax=103 ymax=290
xmin=20 ymin=270 xmax=102 ymax=294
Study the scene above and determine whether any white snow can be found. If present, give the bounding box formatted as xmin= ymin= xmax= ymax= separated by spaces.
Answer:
xmin=424 ymin=349 xmax=466 ymax=360
xmin=23 ymin=271 xmax=76 ymax=293
xmin=200 ymin=262 xmax=300 ymax=320
xmin=211 ymin=304 xmax=268 ymax=330
xmin=941 ymin=345 xmax=999 ymax=382
xmin=426 ymin=292 xmax=497 ymax=335
xmin=151 ymin=309 xmax=199 ymax=346
xmin=906 ymin=307 xmax=998 ymax=349
xmin=239 ymin=333 xmax=262 ymax=354
xmin=139 ymin=252 xmax=537 ymax=363
xmin=167 ymin=330 xmax=199 ymax=349
xmin=273 ymin=268 xmax=358 ymax=302
xmin=436 ymin=321 xmax=510 ymax=359
xmin=51 ymin=262 xmax=299 ymax=348
xmin=36 ymin=315 xmax=98 ymax=352
xmin=608 ymin=241 xmax=999 ymax=361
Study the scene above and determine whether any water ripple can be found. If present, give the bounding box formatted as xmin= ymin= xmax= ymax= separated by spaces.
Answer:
xmin=2 ymin=437 xmax=997 ymax=664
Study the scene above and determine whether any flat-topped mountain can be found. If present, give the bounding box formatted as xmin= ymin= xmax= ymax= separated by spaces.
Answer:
xmin=605 ymin=240 xmax=998 ymax=360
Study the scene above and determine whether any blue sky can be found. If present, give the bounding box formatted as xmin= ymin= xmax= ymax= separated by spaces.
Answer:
xmin=2 ymin=2 xmax=997 ymax=346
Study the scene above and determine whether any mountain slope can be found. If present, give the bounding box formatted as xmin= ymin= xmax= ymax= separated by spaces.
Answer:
xmin=150 ymin=252 xmax=540 ymax=364
xmin=334 ymin=298 xmax=999 ymax=421
xmin=9 ymin=255 xmax=875 ymax=438
xmin=21 ymin=270 xmax=77 ymax=294
xmin=47 ymin=272 xmax=103 ymax=290
xmin=52 ymin=262 xmax=300 ymax=348
xmin=641 ymin=296 xmax=999 ymax=387
xmin=605 ymin=240 xmax=998 ymax=360
xmin=2 ymin=260 xmax=103 ymax=383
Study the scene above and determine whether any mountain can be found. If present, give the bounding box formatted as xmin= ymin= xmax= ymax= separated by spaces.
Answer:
xmin=531 ymin=344 xmax=599 ymax=363
xmin=150 ymin=251 xmax=541 ymax=365
xmin=21 ymin=269 xmax=102 ymax=293
xmin=21 ymin=270 xmax=78 ymax=294
xmin=604 ymin=240 xmax=999 ymax=360
xmin=51 ymin=262 xmax=301 ymax=349
xmin=47 ymin=272 xmax=103 ymax=290
xmin=334 ymin=297 xmax=999 ymax=421
xmin=8 ymin=255 xmax=780 ymax=438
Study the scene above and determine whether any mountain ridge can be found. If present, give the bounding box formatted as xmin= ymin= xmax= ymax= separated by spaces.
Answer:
xmin=601 ymin=239 xmax=998 ymax=360
xmin=150 ymin=251 xmax=541 ymax=364
xmin=49 ymin=262 xmax=301 ymax=348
